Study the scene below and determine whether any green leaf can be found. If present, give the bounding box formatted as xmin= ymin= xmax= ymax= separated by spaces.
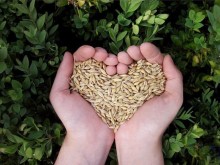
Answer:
xmin=187 ymin=146 xmax=198 ymax=157
xmin=170 ymin=143 xmax=181 ymax=152
xmin=117 ymin=14 xmax=132 ymax=26
xmin=109 ymin=28 xmax=116 ymax=42
xmin=54 ymin=129 xmax=61 ymax=138
xmin=23 ymin=77 xmax=31 ymax=90
xmin=174 ymin=120 xmax=185 ymax=128
xmin=166 ymin=150 xmax=175 ymax=158
xmin=189 ymin=10 xmax=196 ymax=20
xmin=43 ymin=0 xmax=55 ymax=4
xmin=136 ymin=16 xmax=143 ymax=24
xmin=5 ymin=130 xmax=26 ymax=143
xmin=0 ymin=21 xmax=6 ymax=30
xmin=22 ymin=56 xmax=29 ymax=70
xmin=39 ymin=30 xmax=47 ymax=43
xmin=193 ymin=23 xmax=203 ymax=31
xmin=56 ymin=0 xmax=68 ymax=7
xmin=8 ymin=89 xmax=23 ymax=101
xmin=155 ymin=17 xmax=165 ymax=25
xmin=29 ymin=62 xmax=38 ymax=76
xmin=127 ymin=0 xmax=143 ymax=13
xmin=26 ymin=147 xmax=33 ymax=158
xmin=29 ymin=0 xmax=35 ymax=12
xmin=113 ymin=24 xmax=119 ymax=34
xmin=120 ymin=0 xmax=128 ymax=12
xmin=185 ymin=18 xmax=194 ymax=28
xmin=117 ymin=31 xmax=127 ymax=41
xmin=15 ymin=4 xmax=29 ymax=14
xmin=28 ymin=130 xmax=44 ymax=139
xmin=213 ymin=5 xmax=220 ymax=19
xmin=131 ymin=36 xmax=140 ymax=45
xmin=152 ymin=24 xmax=159 ymax=35
xmin=176 ymin=133 xmax=182 ymax=140
xmin=109 ymin=42 xmax=118 ymax=54
xmin=0 ymin=144 xmax=19 ymax=154
xmin=148 ymin=15 xmax=155 ymax=24
xmin=12 ymin=80 xmax=22 ymax=89
xmin=125 ymin=35 xmax=131 ymax=47
xmin=183 ymin=135 xmax=196 ymax=146
xmin=141 ymin=16 xmax=149 ymax=22
xmin=0 ymin=46 xmax=8 ymax=60
xmin=12 ymin=103 xmax=21 ymax=113
xmin=34 ymin=147 xmax=44 ymax=160
xmin=157 ymin=14 xmax=169 ymax=20
xmin=37 ymin=14 xmax=46 ymax=30
xmin=194 ymin=12 xmax=205 ymax=23
xmin=0 ymin=62 xmax=7 ymax=73
xmin=46 ymin=142 xmax=52 ymax=157
xmin=207 ymin=10 xmax=215 ymax=26
xmin=20 ymin=157 xmax=28 ymax=164
xmin=24 ymin=30 xmax=33 ymax=38
xmin=30 ymin=7 xmax=37 ymax=21
xmin=179 ymin=109 xmax=194 ymax=121
xmin=132 ymin=24 xmax=139 ymax=35
xmin=49 ymin=25 xmax=58 ymax=36
xmin=190 ymin=124 xmax=205 ymax=138
xmin=100 ymin=0 xmax=111 ymax=3
xmin=140 ymin=0 xmax=159 ymax=13
xmin=23 ymin=117 xmax=39 ymax=130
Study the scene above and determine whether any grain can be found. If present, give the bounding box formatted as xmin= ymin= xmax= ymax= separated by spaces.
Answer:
xmin=70 ymin=59 xmax=166 ymax=132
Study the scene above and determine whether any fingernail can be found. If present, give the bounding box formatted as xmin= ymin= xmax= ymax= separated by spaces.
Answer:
xmin=64 ymin=51 xmax=71 ymax=56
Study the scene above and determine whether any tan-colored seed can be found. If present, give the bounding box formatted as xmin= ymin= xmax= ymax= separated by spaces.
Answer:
xmin=70 ymin=59 xmax=165 ymax=131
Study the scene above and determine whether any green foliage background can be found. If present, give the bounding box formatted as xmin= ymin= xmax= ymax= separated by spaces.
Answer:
xmin=0 ymin=0 xmax=220 ymax=164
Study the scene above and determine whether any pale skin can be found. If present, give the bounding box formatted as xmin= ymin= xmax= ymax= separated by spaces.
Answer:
xmin=50 ymin=43 xmax=183 ymax=165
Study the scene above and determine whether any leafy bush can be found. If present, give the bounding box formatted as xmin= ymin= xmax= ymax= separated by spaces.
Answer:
xmin=0 ymin=0 xmax=219 ymax=164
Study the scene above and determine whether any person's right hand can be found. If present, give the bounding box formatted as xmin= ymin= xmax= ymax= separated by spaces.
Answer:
xmin=50 ymin=46 xmax=115 ymax=165
xmin=115 ymin=43 xmax=183 ymax=165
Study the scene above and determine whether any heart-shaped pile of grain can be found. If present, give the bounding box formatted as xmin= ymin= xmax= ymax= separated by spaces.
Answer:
xmin=70 ymin=59 xmax=166 ymax=131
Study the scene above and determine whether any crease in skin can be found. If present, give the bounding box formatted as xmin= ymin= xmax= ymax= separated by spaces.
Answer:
xmin=127 ymin=45 xmax=144 ymax=61
xmin=149 ymin=53 xmax=162 ymax=63
xmin=73 ymin=43 xmax=165 ymax=75
xmin=106 ymin=65 xmax=117 ymax=75
xmin=93 ymin=47 xmax=108 ymax=61
xmin=117 ymin=63 xmax=128 ymax=75
xmin=118 ymin=51 xmax=133 ymax=65
xmin=74 ymin=46 xmax=95 ymax=61
xmin=139 ymin=43 xmax=164 ymax=64
xmin=104 ymin=54 xmax=118 ymax=66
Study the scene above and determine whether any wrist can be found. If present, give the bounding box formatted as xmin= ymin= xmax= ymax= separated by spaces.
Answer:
xmin=115 ymin=133 xmax=163 ymax=165
xmin=69 ymin=132 xmax=114 ymax=164
xmin=55 ymin=132 xmax=114 ymax=165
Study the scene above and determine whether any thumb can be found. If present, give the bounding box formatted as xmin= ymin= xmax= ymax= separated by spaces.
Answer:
xmin=162 ymin=55 xmax=183 ymax=104
xmin=50 ymin=52 xmax=73 ymax=95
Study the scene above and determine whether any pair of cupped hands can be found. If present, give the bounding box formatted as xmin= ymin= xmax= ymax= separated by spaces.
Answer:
xmin=50 ymin=43 xmax=183 ymax=165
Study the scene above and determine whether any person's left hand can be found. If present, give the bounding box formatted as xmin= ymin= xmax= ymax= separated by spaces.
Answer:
xmin=50 ymin=46 xmax=114 ymax=164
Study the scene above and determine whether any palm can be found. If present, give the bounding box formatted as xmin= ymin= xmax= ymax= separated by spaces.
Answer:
xmin=50 ymin=51 xmax=113 ymax=138
xmin=116 ymin=43 xmax=183 ymax=138
xmin=56 ymin=92 xmax=108 ymax=133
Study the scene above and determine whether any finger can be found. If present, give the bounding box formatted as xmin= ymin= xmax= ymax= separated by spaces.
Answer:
xmin=118 ymin=51 xmax=133 ymax=65
xmin=93 ymin=47 xmax=108 ymax=62
xmin=127 ymin=45 xmax=144 ymax=61
xmin=162 ymin=55 xmax=183 ymax=105
xmin=104 ymin=54 xmax=118 ymax=66
xmin=73 ymin=45 xmax=95 ymax=62
xmin=117 ymin=63 xmax=128 ymax=74
xmin=140 ymin=42 xmax=163 ymax=65
xmin=106 ymin=65 xmax=117 ymax=75
xmin=51 ymin=52 xmax=73 ymax=94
